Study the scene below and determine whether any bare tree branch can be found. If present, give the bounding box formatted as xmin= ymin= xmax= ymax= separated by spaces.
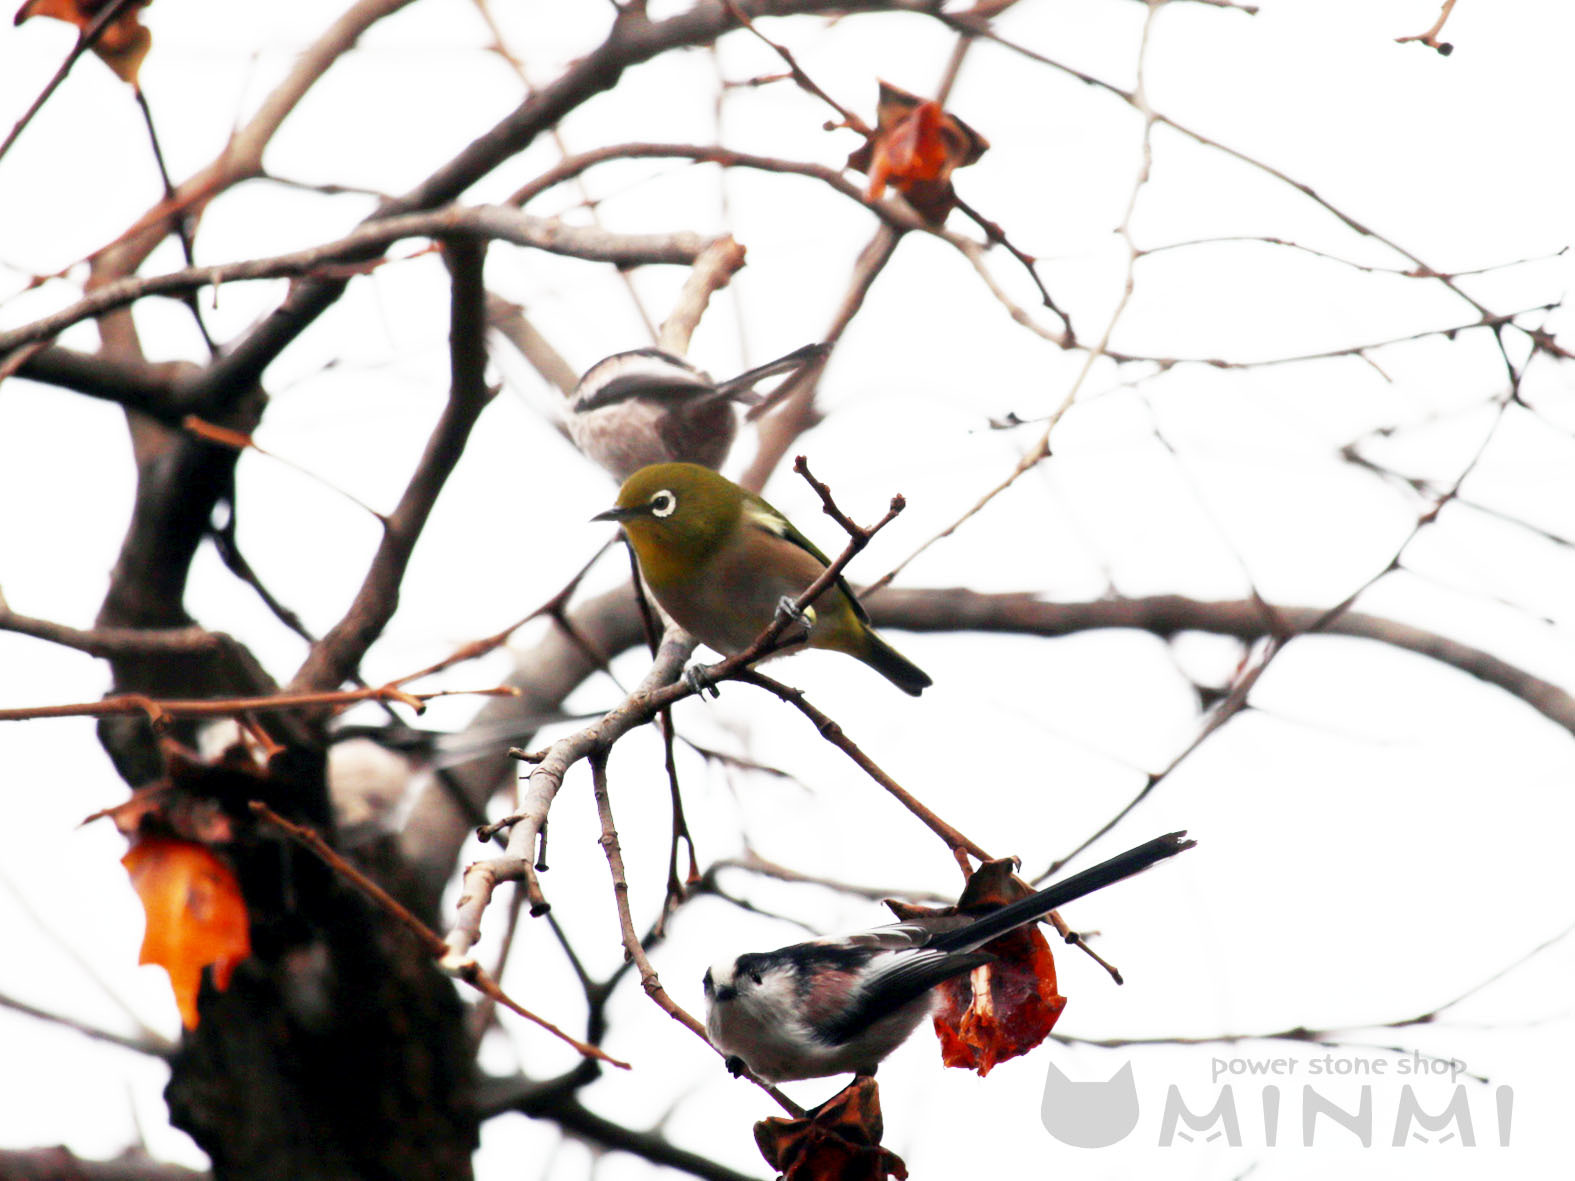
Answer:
xmin=867 ymin=589 xmax=1575 ymax=737
xmin=0 ymin=989 xmax=171 ymax=1060
xmin=0 ymin=592 xmax=232 ymax=659
xmin=7 ymin=347 xmax=195 ymax=426
xmin=657 ymin=235 xmax=749 ymax=354
xmin=0 ymin=1147 xmax=206 ymax=1181
xmin=0 ymin=210 xmax=711 ymax=360
xmin=288 ymin=240 xmax=496 ymax=694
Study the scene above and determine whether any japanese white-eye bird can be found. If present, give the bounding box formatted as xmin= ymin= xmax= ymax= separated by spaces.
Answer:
xmin=593 ymin=462 xmax=931 ymax=696
xmin=568 ymin=343 xmax=828 ymax=481
xmin=703 ymin=832 xmax=1194 ymax=1082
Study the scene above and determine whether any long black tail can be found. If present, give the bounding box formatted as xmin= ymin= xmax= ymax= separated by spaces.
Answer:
xmin=861 ymin=628 xmax=932 ymax=696
xmin=715 ymin=342 xmax=829 ymax=404
xmin=933 ymin=831 xmax=1195 ymax=954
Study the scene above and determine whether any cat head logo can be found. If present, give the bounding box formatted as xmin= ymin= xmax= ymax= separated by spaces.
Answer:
xmin=1041 ymin=1061 xmax=1140 ymax=1147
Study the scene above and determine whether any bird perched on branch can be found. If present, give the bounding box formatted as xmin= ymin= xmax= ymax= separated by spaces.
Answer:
xmin=567 ymin=343 xmax=828 ymax=480
xmin=593 ymin=462 xmax=931 ymax=696
xmin=703 ymin=831 xmax=1195 ymax=1082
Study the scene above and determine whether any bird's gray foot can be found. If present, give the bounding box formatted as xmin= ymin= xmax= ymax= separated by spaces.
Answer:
xmin=775 ymin=595 xmax=807 ymax=627
xmin=684 ymin=662 xmax=721 ymax=699
xmin=774 ymin=596 xmax=813 ymax=644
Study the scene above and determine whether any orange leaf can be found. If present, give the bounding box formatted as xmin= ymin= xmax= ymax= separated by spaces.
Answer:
xmin=15 ymin=0 xmax=153 ymax=85
xmin=122 ymin=837 xmax=250 ymax=1029
xmin=846 ymin=80 xmax=989 ymax=224
xmin=755 ymin=1076 xmax=907 ymax=1181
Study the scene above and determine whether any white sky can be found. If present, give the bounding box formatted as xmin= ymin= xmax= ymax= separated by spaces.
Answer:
xmin=2 ymin=1 xmax=1574 ymax=1178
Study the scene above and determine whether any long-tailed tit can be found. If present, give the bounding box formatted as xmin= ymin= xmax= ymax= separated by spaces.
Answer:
xmin=703 ymin=831 xmax=1194 ymax=1082
xmin=567 ymin=343 xmax=827 ymax=480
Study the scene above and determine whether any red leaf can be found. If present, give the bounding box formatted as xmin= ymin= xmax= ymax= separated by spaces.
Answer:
xmin=122 ymin=837 xmax=251 ymax=1029
xmin=886 ymin=858 xmax=1067 ymax=1075
xmin=932 ymin=921 xmax=1066 ymax=1075
xmin=755 ymin=1076 xmax=908 ymax=1181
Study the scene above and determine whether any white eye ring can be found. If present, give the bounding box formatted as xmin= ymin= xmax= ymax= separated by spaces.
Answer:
xmin=650 ymin=489 xmax=677 ymax=518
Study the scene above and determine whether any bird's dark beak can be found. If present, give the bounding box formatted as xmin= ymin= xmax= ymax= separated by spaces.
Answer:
xmin=592 ymin=505 xmax=636 ymax=523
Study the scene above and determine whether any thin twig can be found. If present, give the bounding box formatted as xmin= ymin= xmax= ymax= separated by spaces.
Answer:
xmin=740 ymin=226 xmax=902 ymax=491
xmin=132 ymin=86 xmax=216 ymax=353
xmin=0 ymin=988 xmax=170 ymax=1058
xmin=866 ymin=0 xmax=1165 ymax=595
xmin=0 ymin=866 xmax=174 ymax=1055
xmin=1041 ymin=350 xmax=1528 ymax=879
xmin=719 ymin=1 xmax=870 ymax=136
xmin=0 ymin=683 xmax=515 ymax=725
xmin=0 ymin=0 xmax=143 ymax=165
xmin=1396 ymin=0 xmax=1459 ymax=53
xmin=589 ymin=752 xmax=801 ymax=1114
xmin=737 ymin=668 xmax=1122 ymax=981
xmin=707 ymin=852 xmax=954 ymax=904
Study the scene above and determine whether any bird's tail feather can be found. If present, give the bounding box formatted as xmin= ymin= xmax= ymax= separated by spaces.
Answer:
xmin=714 ymin=342 xmax=829 ymax=404
xmin=934 ymin=832 xmax=1195 ymax=954
xmin=860 ymin=629 xmax=932 ymax=696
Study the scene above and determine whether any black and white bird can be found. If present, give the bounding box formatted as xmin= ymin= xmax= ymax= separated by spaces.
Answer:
xmin=702 ymin=831 xmax=1194 ymax=1082
xmin=566 ymin=342 xmax=828 ymax=480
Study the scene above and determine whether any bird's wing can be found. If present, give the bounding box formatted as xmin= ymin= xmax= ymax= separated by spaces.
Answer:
xmin=573 ymin=373 xmax=712 ymax=413
xmin=572 ymin=349 xmax=714 ymax=412
xmin=815 ymin=928 xmax=920 ymax=953
xmin=818 ymin=949 xmax=992 ymax=1045
xmin=741 ymin=495 xmax=869 ymax=624
xmin=819 ymin=918 xmax=966 ymax=952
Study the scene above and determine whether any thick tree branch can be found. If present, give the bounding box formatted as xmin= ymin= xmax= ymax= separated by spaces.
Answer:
xmin=7 ymin=348 xmax=194 ymax=425
xmin=0 ymin=591 xmax=232 ymax=659
xmin=520 ymin=1092 xmax=765 ymax=1181
xmin=509 ymin=141 xmax=911 ymax=223
xmin=0 ymin=1147 xmax=206 ymax=1181
xmin=289 ymin=240 xmax=495 ymax=694
xmin=867 ymin=588 xmax=1575 ymax=736
xmin=1 ymin=210 xmax=710 ymax=362
xmin=657 ymin=235 xmax=749 ymax=354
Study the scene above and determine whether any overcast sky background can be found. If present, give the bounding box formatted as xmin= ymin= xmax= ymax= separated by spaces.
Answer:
xmin=2 ymin=1 xmax=1574 ymax=1177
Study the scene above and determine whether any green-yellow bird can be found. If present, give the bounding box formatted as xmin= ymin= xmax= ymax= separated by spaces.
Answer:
xmin=594 ymin=462 xmax=931 ymax=696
